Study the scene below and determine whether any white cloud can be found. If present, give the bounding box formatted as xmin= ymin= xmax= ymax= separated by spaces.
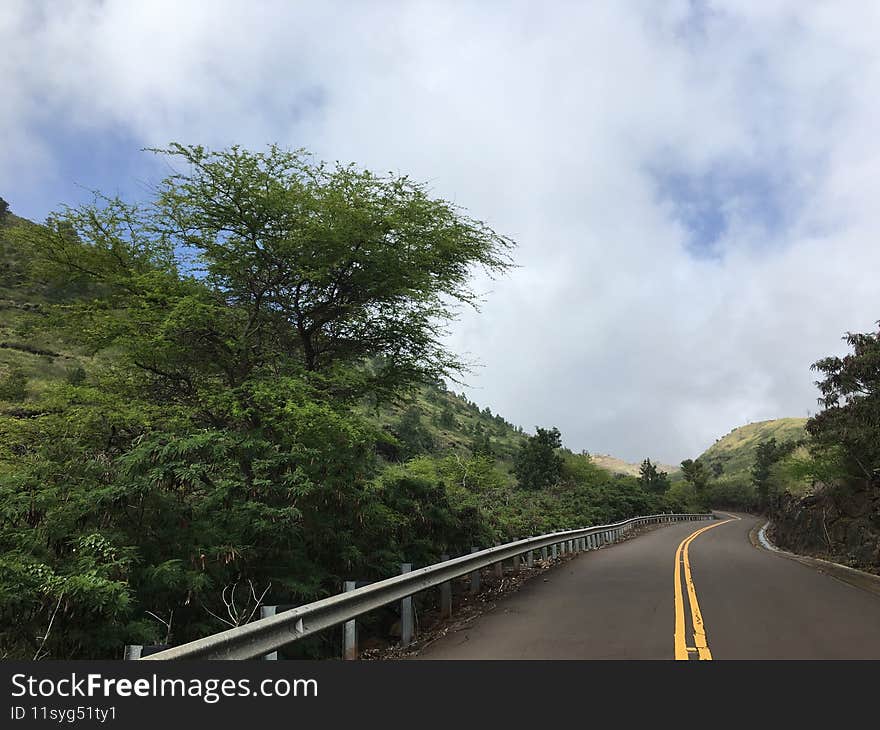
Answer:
xmin=2 ymin=0 xmax=878 ymax=462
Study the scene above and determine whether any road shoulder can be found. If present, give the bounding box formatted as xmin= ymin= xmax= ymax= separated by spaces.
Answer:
xmin=749 ymin=519 xmax=880 ymax=599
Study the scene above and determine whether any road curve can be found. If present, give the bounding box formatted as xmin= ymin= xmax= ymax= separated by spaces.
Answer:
xmin=414 ymin=514 xmax=880 ymax=659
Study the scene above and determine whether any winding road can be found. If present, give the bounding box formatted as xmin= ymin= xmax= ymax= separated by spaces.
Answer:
xmin=415 ymin=514 xmax=880 ymax=659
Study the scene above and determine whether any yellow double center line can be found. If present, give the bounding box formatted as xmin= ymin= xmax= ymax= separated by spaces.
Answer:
xmin=673 ymin=515 xmax=737 ymax=660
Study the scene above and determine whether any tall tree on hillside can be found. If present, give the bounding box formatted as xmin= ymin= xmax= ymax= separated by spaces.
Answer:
xmin=438 ymin=406 xmax=455 ymax=428
xmin=148 ymin=143 xmax=512 ymax=398
xmin=0 ymin=197 xmax=9 ymax=220
xmin=639 ymin=458 xmax=670 ymax=493
xmin=808 ymin=324 xmax=880 ymax=485
xmin=680 ymin=458 xmax=710 ymax=493
xmin=393 ymin=406 xmax=435 ymax=460
xmin=515 ymin=427 xmax=563 ymax=490
xmin=751 ymin=438 xmax=779 ymax=509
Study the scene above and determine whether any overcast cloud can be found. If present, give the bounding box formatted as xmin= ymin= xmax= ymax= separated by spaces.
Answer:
xmin=2 ymin=0 xmax=879 ymax=463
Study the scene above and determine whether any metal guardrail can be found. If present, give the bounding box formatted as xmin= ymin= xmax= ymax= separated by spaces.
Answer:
xmin=142 ymin=512 xmax=714 ymax=660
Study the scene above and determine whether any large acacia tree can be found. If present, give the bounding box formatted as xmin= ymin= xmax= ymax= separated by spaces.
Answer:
xmin=149 ymin=143 xmax=513 ymax=397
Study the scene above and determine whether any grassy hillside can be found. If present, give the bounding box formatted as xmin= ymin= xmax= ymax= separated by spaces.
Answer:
xmin=699 ymin=418 xmax=808 ymax=481
xmin=0 ymin=211 xmax=96 ymax=404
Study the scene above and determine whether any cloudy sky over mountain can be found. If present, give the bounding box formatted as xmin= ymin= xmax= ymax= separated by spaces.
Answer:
xmin=3 ymin=0 xmax=878 ymax=462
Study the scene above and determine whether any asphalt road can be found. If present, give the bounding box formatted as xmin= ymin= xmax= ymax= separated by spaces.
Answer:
xmin=415 ymin=514 xmax=880 ymax=659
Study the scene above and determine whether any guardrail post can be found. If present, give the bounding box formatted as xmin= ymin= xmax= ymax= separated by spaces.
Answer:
xmin=494 ymin=544 xmax=504 ymax=578
xmin=526 ymin=549 xmax=534 ymax=568
xmin=470 ymin=547 xmax=481 ymax=594
xmin=512 ymin=551 xmax=521 ymax=573
xmin=440 ymin=554 xmax=452 ymax=619
xmin=541 ymin=546 xmax=548 ymax=562
xmin=261 ymin=605 xmax=278 ymax=660
xmin=343 ymin=581 xmax=357 ymax=660
xmin=551 ymin=543 xmax=558 ymax=560
xmin=400 ymin=564 xmax=414 ymax=648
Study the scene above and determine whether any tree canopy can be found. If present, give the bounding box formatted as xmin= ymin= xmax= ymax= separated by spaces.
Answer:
xmin=515 ymin=427 xmax=564 ymax=490
xmin=680 ymin=458 xmax=710 ymax=494
xmin=639 ymin=458 xmax=670 ymax=494
xmin=807 ymin=325 xmax=880 ymax=485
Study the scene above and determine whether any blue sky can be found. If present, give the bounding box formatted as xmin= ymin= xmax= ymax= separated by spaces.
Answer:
xmin=12 ymin=125 xmax=159 ymax=222
xmin=2 ymin=0 xmax=879 ymax=462
xmin=652 ymin=164 xmax=795 ymax=258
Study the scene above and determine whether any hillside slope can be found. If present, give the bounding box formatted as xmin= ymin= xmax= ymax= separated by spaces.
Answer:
xmin=0 ymin=210 xmax=96 ymax=401
xmin=699 ymin=418 xmax=807 ymax=482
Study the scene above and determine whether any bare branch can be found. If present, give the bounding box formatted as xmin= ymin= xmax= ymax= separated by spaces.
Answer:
xmin=33 ymin=593 xmax=64 ymax=661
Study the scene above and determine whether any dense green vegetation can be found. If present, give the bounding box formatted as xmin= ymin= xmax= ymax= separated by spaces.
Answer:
xmin=0 ymin=148 xmax=687 ymax=659
xmin=691 ymin=325 xmax=878 ymax=516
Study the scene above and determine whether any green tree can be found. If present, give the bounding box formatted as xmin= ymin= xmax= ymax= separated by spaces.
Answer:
xmin=751 ymin=438 xmax=778 ymax=509
xmin=393 ymin=406 xmax=435 ymax=460
xmin=0 ymin=196 xmax=9 ymax=221
xmin=680 ymin=458 xmax=710 ymax=494
xmin=145 ymin=143 xmax=512 ymax=398
xmin=438 ymin=406 xmax=455 ymax=429
xmin=471 ymin=432 xmax=493 ymax=457
xmin=515 ymin=427 xmax=563 ymax=490
xmin=808 ymin=324 xmax=880 ymax=484
xmin=751 ymin=438 xmax=800 ymax=509
xmin=639 ymin=458 xmax=670 ymax=493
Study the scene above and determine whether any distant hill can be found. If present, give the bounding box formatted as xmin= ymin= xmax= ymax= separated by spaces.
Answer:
xmin=590 ymin=454 xmax=678 ymax=478
xmin=698 ymin=418 xmax=808 ymax=482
